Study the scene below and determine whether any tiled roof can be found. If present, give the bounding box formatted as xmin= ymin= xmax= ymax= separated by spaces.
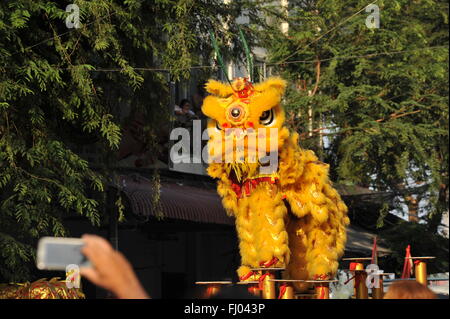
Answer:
xmin=118 ymin=174 xmax=390 ymax=254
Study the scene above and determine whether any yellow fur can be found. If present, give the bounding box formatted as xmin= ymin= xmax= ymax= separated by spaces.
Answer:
xmin=205 ymin=79 xmax=235 ymax=97
xmin=203 ymin=77 xmax=349 ymax=291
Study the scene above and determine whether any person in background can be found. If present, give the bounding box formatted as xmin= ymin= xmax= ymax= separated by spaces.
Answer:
xmin=174 ymin=99 xmax=196 ymax=118
xmin=174 ymin=99 xmax=198 ymax=132
xmin=383 ymin=280 xmax=437 ymax=299
xmin=80 ymin=234 xmax=149 ymax=299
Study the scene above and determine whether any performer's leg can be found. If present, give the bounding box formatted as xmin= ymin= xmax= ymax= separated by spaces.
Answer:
xmin=251 ymin=188 xmax=289 ymax=267
xmin=303 ymin=209 xmax=343 ymax=278
xmin=300 ymin=184 xmax=348 ymax=279
xmin=286 ymin=216 xmax=312 ymax=292
xmin=235 ymin=199 xmax=258 ymax=279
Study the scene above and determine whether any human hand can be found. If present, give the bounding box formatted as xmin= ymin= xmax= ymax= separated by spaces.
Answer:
xmin=80 ymin=234 xmax=149 ymax=299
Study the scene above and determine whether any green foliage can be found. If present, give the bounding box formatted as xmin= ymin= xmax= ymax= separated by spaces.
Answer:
xmin=376 ymin=202 xmax=389 ymax=228
xmin=260 ymin=0 xmax=448 ymax=232
xmin=2 ymin=0 xmax=446 ymax=283
xmin=258 ymin=0 xmax=449 ymax=269
xmin=0 ymin=0 xmax=257 ymax=282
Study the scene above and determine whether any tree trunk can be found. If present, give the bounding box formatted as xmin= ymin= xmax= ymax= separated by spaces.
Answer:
xmin=405 ymin=195 xmax=419 ymax=222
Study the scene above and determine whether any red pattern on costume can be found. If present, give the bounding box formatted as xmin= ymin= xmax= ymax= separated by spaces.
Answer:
xmin=235 ymin=78 xmax=255 ymax=99
xmin=260 ymin=257 xmax=279 ymax=268
xmin=231 ymin=177 xmax=279 ymax=198
xmin=239 ymin=271 xmax=255 ymax=281
xmin=313 ymin=274 xmax=328 ymax=280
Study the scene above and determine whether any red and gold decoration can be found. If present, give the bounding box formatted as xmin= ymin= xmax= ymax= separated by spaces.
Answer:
xmin=240 ymin=266 xmax=284 ymax=299
xmin=310 ymin=275 xmax=337 ymax=299
xmin=270 ymin=279 xmax=298 ymax=299
xmin=0 ymin=278 xmax=84 ymax=299
xmin=405 ymin=256 xmax=435 ymax=286
xmin=259 ymin=273 xmax=276 ymax=299
xmin=401 ymin=245 xmax=435 ymax=286
xmin=343 ymin=257 xmax=372 ymax=299
xmin=195 ymin=281 xmax=232 ymax=298
xmin=401 ymin=245 xmax=414 ymax=279
xmin=270 ymin=278 xmax=337 ymax=299
xmin=314 ymin=282 xmax=330 ymax=299
xmin=277 ymin=283 xmax=294 ymax=299
xmin=236 ymin=281 xmax=261 ymax=297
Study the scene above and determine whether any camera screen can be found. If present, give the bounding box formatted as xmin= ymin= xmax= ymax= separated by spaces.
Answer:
xmin=42 ymin=242 xmax=91 ymax=270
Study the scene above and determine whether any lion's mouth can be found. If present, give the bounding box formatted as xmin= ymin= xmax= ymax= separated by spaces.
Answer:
xmin=229 ymin=169 xmax=240 ymax=185
xmin=225 ymin=152 xmax=278 ymax=183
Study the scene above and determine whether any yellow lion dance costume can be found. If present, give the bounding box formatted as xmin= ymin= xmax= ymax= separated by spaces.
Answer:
xmin=202 ymin=77 xmax=349 ymax=291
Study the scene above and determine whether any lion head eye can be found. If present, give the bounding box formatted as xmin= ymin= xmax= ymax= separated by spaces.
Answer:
xmin=259 ymin=109 xmax=274 ymax=125
xmin=230 ymin=108 xmax=241 ymax=118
